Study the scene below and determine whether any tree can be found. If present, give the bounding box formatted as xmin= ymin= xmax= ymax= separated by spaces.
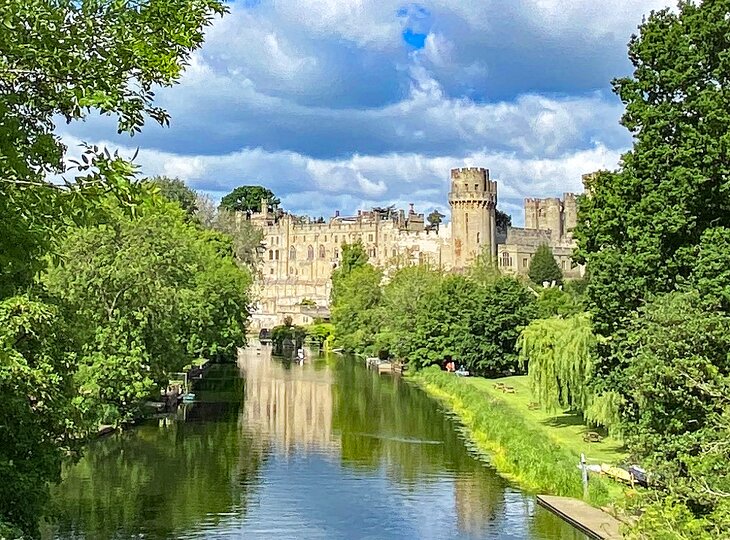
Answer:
xmin=518 ymin=314 xmax=597 ymax=413
xmin=456 ymin=276 xmax=537 ymax=375
xmin=427 ymin=210 xmax=445 ymax=230
xmin=0 ymin=0 xmax=226 ymax=534
xmin=337 ymin=241 xmax=369 ymax=274
xmin=574 ymin=1 xmax=730 ymax=336
xmin=409 ymin=275 xmax=479 ymax=369
xmin=528 ymin=244 xmax=562 ymax=285
xmin=330 ymin=265 xmax=382 ymax=353
xmin=45 ymin=202 xmax=252 ymax=423
xmin=374 ymin=265 xmax=442 ymax=358
xmin=149 ymin=176 xmax=198 ymax=215
xmin=219 ymin=186 xmax=280 ymax=213
xmin=622 ymin=292 xmax=730 ymax=516
xmin=496 ymin=209 xmax=512 ymax=235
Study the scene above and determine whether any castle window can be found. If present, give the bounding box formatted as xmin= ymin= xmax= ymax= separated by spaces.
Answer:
xmin=324 ymin=235 xmax=327 ymax=242
xmin=334 ymin=235 xmax=338 ymax=242
xmin=501 ymin=252 xmax=512 ymax=267
xmin=307 ymin=245 xmax=314 ymax=260
xmin=270 ymin=268 xmax=274 ymax=275
xmin=562 ymin=260 xmax=567 ymax=270
xmin=334 ymin=249 xmax=339 ymax=259
xmin=474 ymin=184 xmax=478 ymax=190
xmin=289 ymin=246 xmax=296 ymax=260
xmin=368 ymin=234 xmax=373 ymax=242
xmin=523 ymin=258 xmax=528 ymax=268
xmin=369 ymin=248 xmax=376 ymax=258
xmin=319 ymin=245 xmax=326 ymax=259
xmin=268 ymin=250 xmax=273 ymax=261
xmin=392 ymin=249 xmax=396 ymax=257
xmin=275 ymin=250 xmax=279 ymax=260
xmin=465 ymin=213 xmax=469 ymax=227
xmin=476 ymin=232 xmax=480 ymax=244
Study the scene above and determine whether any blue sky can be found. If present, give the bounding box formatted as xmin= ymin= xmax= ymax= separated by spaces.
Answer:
xmin=60 ymin=0 xmax=672 ymax=224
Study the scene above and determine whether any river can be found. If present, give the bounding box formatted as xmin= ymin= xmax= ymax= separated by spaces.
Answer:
xmin=41 ymin=346 xmax=586 ymax=539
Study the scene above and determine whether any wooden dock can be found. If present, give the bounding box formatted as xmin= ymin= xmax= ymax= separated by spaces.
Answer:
xmin=537 ymin=495 xmax=623 ymax=539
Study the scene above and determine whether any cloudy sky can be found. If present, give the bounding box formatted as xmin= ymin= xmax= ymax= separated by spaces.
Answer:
xmin=60 ymin=0 xmax=672 ymax=224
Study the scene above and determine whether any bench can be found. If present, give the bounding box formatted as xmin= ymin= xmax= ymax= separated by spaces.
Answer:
xmin=583 ymin=431 xmax=603 ymax=443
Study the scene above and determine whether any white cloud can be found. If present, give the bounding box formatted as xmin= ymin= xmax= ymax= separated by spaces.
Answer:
xmin=59 ymin=133 xmax=623 ymax=226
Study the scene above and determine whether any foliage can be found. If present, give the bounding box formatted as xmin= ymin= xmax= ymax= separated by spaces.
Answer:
xmin=210 ymin=210 xmax=266 ymax=269
xmin=149 ymin=176 xmax=198 ymax=215
xmin=415 ymin=367 xmax=611 ymax=506
xmin=331 ymin=264 xmax=383 ymax=353
xmin=45 ymin=202 xmax=251 ymax=422
xmin=496 ymin=209 xmax=512 ymax=235
xmin=305 ymin=322 xmax=335 ymax=348
xmin=219 ymin=186 xmax=280 ymax=213
xmin=374 ymin=265 xmax=442 ymax=358
xmin=535 ymin=287 xmax=583 ymax=319
xmin=518 ymin=314 xmax=597 ymax=413
xmin=622 ymin=292 xmax=730 ymax=511
xmin=528 ymin=244 xmax=562 ymax=286
xmin=574 ymin=0 xmax=730 ymax=351
xmin=0 ymin=0 xmax=226 ymax=298
xmin=407 ymin=274 xmax=478 ymax=369
xmin=0 ymin=0 xmax=228 ymax=534
xmin=456 ymin=276 xmax=537 ymax=376
xmin=426 ymin=210 xmax=444 ymax=230
xmin=0 ymin=296 xmax=83 ymax=536
xmin=336 ymin=240 xmax=369 ymax=275
xmin=271 ymin=321 xmax=306 ymax=354
xmin=624 ymin=495 xmax=730 ymax=540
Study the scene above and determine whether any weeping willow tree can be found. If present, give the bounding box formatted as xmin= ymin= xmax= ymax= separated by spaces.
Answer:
xmin=518 ymin=314 xmax=596 ymax=413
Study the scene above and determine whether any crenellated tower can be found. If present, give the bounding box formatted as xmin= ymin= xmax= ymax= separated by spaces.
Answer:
xmin=448 ymin=167 xmax=497 ymax=268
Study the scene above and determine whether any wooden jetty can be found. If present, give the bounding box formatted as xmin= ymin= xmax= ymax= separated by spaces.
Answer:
xmin=537 ymin=495 xmax=623 ymax=540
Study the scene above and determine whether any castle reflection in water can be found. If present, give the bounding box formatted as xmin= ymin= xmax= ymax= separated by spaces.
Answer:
xmin=240 ymin=347 xmax=339 ymax=454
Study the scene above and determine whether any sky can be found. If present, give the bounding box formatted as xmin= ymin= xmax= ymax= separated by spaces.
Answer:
xmin=59 ymin=0 xmax=674 ymax=225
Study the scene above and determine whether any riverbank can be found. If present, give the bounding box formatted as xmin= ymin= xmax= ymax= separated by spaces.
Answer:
xmin=410 ymin=367 xmax=626 ymax=508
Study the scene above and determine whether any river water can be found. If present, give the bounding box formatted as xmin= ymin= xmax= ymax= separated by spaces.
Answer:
xmin=42 ymin=347 xmax=585 ymax=540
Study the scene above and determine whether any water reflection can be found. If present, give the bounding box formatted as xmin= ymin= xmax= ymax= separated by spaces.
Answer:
xmin=42 ymin=346 xmax=585 ymax=540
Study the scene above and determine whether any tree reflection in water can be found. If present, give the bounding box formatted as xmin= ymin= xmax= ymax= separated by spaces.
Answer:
xmin=42 ymin=347 xmax=585 ymax=540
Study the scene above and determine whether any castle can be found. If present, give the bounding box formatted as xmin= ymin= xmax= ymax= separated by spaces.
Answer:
xmin=249 ymin=167 xmax=582 ymax=329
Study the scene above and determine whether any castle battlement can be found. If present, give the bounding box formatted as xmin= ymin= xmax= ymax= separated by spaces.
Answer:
xmin=249 ymin=166 xmax=587 ymax=330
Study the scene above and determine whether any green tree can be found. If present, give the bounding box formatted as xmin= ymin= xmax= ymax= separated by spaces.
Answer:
xmin=622 ymin=292 xmax=730 ymax=512
xmin=409 ymin=275 xmax=479 ymax=369
xmin=518 ymin=314 xmax=597 ymax=413
xmin=45 ymin=202 xmax=251 ymax=422
xmin=330 ymin=265 xmax=383 ymax=353
xmin=0 ymin=0 xmax=226 ymax=534
xmin=496 ymin=209 xmax=512 ymax=235
xmin=374 ymin=265 xmax=442 ymax=358
xmin=219 ymin=186 xmax=280 ymax=213
xmin=337 ymin=240 xmax=369 ymax=274
xmin=574 ymin=0 xmax=730 ymax=337
xmin=427 ymin=210 xmax=444 ymax=230
xmin=456 ymin=276 xmax=537 ymax=375
xmin=528 ymin=244 xmax=562 ymax=286
xmin=149 ymin=176 xmax=198 ymax=215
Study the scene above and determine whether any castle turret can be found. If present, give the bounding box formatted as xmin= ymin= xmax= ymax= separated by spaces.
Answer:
xmin=448 ymin=167 xmax=497 ymax=268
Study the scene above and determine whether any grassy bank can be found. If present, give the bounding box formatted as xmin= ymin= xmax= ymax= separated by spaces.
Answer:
xmin=411 ymin=366 xmax=626 ymax=507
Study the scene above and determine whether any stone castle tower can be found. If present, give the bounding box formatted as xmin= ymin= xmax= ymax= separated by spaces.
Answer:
xmin=448 ymin=167 xmax=497 ymax=268
xmin=524 ymin=193 xmax=578 ymax=241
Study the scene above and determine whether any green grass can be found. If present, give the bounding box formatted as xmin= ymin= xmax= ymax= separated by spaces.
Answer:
xmin=411 ymin=367 xmax=627 ymax=507
xmin=462 ymin=375 xmax=626 ymax=465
